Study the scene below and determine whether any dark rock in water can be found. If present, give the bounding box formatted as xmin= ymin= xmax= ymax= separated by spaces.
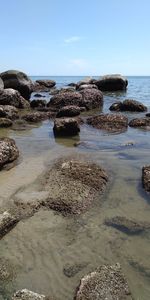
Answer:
xmin=129 ymin=117 xmax=150 ymax=128
xmin=59 ymin=87 xmax=76 ymax=93
xmin=68 ymin=82 xmax=77 ymax=87
xmin=22 ymin=111 xmax=48 ymax=123
xmin=80 ymin=88 xmax=103 ymax=110
xmin=0 ymin=88 xmax=30 ymax=108
xmin=36 ymin=79 xmax=56 ymax=88
xmin=0 ymin=105 xmax=19 ymax=120
xmin=30 ymin=99 xmax=47 ymax=108
xmin=87 ymin=113 xmax=128 ymax=133
xmin=142 ymin=165 xmax=150 ymax=192
xmin=76 ymin=77 xmax=93 ymax=87
xmin=34 ymin=93 xmax=46 ymax=98
xmin=0 ymin=211 xmax=19 ymax=239
xmin=0 ymin=118 xmax=12 ymax=127
xmin=47 ymin=91 xmax=83 ymax=109
xmin=110 ymin=99 xmax=147 ymax=112
xmin=12 ymin=289 xmax=47 ymax=300
xmin=95 ymin=74 xmax=128 ymax=91
xmin=0 ymin=78 xmax=4 ymax=90
xmin=105 ymin=216 xmax=150 ymax=234
xmin=63 ymin=262 xmax=87 ymax=278
xmin=53 ymin=117 xmax=80 ymax=136
xmin=0 ymin=70 xmax=33 ymax=100
xmin=56 ymin=105 xmax=81 ymax=118
xmin=77 ymin=84 xmax=98 ymax=91
xmin=75 ymin=263 xmax=133 ymax=300
xmin=146 ymin=113 xmax=150 ymax=117
xmin=0 ymin=137 xmax=19 ymax=169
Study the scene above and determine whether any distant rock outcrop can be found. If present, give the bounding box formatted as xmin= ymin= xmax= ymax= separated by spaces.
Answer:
xmin=95 ymin=74 xmax=128 ymax=91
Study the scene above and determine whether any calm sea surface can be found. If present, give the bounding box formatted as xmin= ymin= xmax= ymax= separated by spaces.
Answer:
xmin=0 ymin=76 xmax=150 ymax=300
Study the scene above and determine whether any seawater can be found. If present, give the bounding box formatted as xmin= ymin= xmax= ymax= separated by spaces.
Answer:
xmin=0 ymin=76 xmax=150 ymax=300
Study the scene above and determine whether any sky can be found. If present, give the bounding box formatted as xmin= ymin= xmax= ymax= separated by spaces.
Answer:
xmin=0 ymin=0 xmax=150 ymax=76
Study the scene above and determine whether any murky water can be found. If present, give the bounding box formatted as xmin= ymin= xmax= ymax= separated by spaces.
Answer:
xmin=0 ymin=77 xmax=150 ymax=299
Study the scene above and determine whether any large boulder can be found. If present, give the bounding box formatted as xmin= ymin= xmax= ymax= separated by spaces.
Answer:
xmin=53 ymin=117 xmax=80 ymax=136
xmin=75 ymin=263 xmax=133 ymax=300
xmin=80 ymin=88 xmax=103 ymax=110
xmin=0 ymin=88 xmax=30 ymax=108
xmin=110 ymin=99 xmax=147 ymax=112
xmin=142 ymin=166 xmax=150 ymax=192
xmin=12 ymin=289 xmax=46 ymax=300
xmin=0 ymin=78 xmax=4 ymax=90
xmin=0 ymin=105 xmax=19 ymax=119
xmin=0 ymin=137 xmax=19 ymax=169
xmin=105 ymin=216 xmax=150 ymax=234
xmin=129 ymin=117 xmax=150 ymax=128
xmin=0 ymin=70 xmax=33 ymax=100
xmin=0 ymin=211 xmax=18 ymax=239
xmin=56 ymin=105 xmax=81 ymax=118
xmin=48 ymin=91 xmax=83 ymax=109
xmin=87 ymin=113 xmax=128 ymax=133
xmin=95 ymin=74 xmax=128 ymax=91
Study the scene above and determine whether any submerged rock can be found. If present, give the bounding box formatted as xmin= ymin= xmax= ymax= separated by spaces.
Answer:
xmin=87 ymin=113 xmax=128 ymax=133
xmin=0 ymin=258 xmax=15 ymax=281
xmin=0 ymin=137 xmax=19 ymax=169
xmin=129 ymin=117 xmax=150 ymax=128
xmin=56 ymin=105 xmax=81 ymax=118
xmin=12 ymin=289 xmax=46 ymax=300
xmin=105 ymin=216 xmax=150 ymax=234
xmin=79 ymin=88 xmax=103 ymax=110
xmin=0 ymin=88 xmax=30 ymax=108
xmin=142 ymin=166 xmax=150 ymax=192
xmin=75 ymin=263 xmax=133 ymax=300
xmin=0 ymin=118 xmax=12 ymax=127
xmin=22 ymin=112 xmax=48 ymax=123
xmin=0 ymin=105 xmax=19 ymax=120
xmin=0 ymin=211 xmax=18 ymax=238
xmin=0 ymin=70 xmax=33 ymax=100
xmin=110 ymin=99 xmax=147 ymax=112
xmin=63 ymin=262 xmax=87 ymax=278
xmin=95 ymin=74 xmax=128 ymax=91
xmin=53 ymin=117 xmax=80 ymax=136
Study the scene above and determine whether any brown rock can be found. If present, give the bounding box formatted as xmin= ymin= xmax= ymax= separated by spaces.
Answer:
xmin=0 ymin=105 xmax=19 ymax=120
xmin=0 ymin=211 xmax=19 ymax=239
xmin=110 ymin=99 xmax=147 ymax=112
xmin=95 ymin=74 xmax=128 ymax=91
xmin=80 ymin=88 xmax=103 ymax=110
xmin=48 ymin=91 xmax=83 ymax=109
xmin=0 ymin=137 xmax=19 ymax=169
xmin=0 ymin=88 xmax=30 ymax=108
xmin=56 ymin=105 xmax=81 ymax=118
xmin=142 ymin=166 xmax=150 ymax=192
xmin=53 ymin=117 xmax=80 ymax=136
xmin=129 ymin=117 xmax=150 ymax=128
xmin=87 ymin=113 xmax=128 ymax=133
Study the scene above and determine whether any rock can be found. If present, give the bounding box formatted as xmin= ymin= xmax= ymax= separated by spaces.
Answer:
xmin=41 ymin=157 xmax=108 ymax=215
xmin=0 ymin=118 xmax=12 ymax=127
xmin=48 ymin=91 xmax=83 ymax=109
xmin=105 ymin=216 xmax=150 ymax=234
xmin=22 ymin=112 xmax=48 ymax=123
xmin=34 ymin=93 xmax=46 ymax=98
xmin=0 ymin=137 xmax=19 ymax=169
xmin=75 ymin=263 xmax=133 ymax=300
xmin=12 ymin=289 xmax=46 ymax=300
xmin=129 ymin=117 xmax=150 ymax=128
xmin=95 ymin=74 xmax=128 ymax=91
xmin=0 ymin=78 xmax=4 ymax=90
xmin=77 ymin=84 xmax=98 ymax=91
xmin=12 ymin=119 xmax=30 ymax=131
xmin=80 ymin=88 xmax=103 ymax=110
xmin=30 ymin=99 xmax=47 ymax=109
xmin=53 ymin=117 xmax=80 ymax=136
xmin=76 ymin=77 xmax=93 ymax=87
xmin=142 ymin=166 xmax=150 ymax=192
xmin=68 ymin=82 xmax=77 ymax=87
xmin=87 ymin=113 xmax=128 ymax=133
xmin=0 ymin=70 xmax=33 ymax=100
xmin=0 ymin=105 xmax=19 ymax=120
xmin=0 ymin=88 xmax=30 ymax=108
xmin=59 ymin=87 xmax=76 ymax=93
xmin=0 ymin=211 xmax=18 ymax=238
xmin=63 ymin=263 xmax=87 ymax=278
xmin=146 ymin=113 xmax=150 ymax=117
xmin=110 ymin=99 xmax=147 ymax=112
xmin=56 ymin=105 xmax=81 ymax=118
xmin=0 ymin=257 xmax=15 ymax=281
xmin=36 ymin=79 xmax=56 ymax=88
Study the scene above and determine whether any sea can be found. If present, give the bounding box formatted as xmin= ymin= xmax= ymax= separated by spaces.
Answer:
xmin=0 ymin=76 xmax=150 ymax=300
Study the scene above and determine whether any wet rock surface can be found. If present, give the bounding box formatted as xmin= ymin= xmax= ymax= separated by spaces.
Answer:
xmin=53 ymin=117 xmax=80 ymax=136
xmin=22 ymin=112 xmax=48 ymax=123
xmin=129 ymin=117 xmax=150 ymax=128
xmin=75 ymin=263 xmax=133 ymax=300
xmin=0 ymin=88 xmax=30 ymax=108
xmin=12 ymin=289 xmax=46 ymax=300
xmin=0 ymin=105 xmax=19 ymax=120
xmin=0 ymin=137 xmax=19 ymax=169
xmin=105 ymin=216 xmax=150 ymax=234
xmin=56 ymin=105 xmax=81 ymax=118
xmin=0 ymin=211 xmax=19 ymax=238
xmin=36 ymin=79 xmax=56 ymax=88
xmin=95 ymin=74 xmax=128 ymax=91
xmin=142 ymin=165 xmax=150 ymax=192
xmin=110 ymin=99 xmax=147 ymax=112
xmin=0 ymin=118 xmax=13 ymax=127
xmin=0 ymin=70 xmax=33 ymax=100
xmin=87 ymin=113 xmax=128 ymax=133
xmin=48 ymin=91 xmax=83 ymax=110
xmin=79 ymin=88 xmax=103 ymax=110
xmin=30 ymin=99 xmax=47 ymax=109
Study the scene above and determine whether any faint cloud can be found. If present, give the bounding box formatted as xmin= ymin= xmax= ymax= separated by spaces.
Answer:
xmin=64 ymin=36 xmax=82 ymax=43
xmin=69 ymin=58 xmax=88 ymax=68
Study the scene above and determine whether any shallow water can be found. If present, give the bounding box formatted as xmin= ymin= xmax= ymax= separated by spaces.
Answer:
xmin=0 ymin=76 xmax=150 ymax=299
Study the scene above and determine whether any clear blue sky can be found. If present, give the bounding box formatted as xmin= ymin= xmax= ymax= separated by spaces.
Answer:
xmin=0 ymin=0 xmax=150 ymax=75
